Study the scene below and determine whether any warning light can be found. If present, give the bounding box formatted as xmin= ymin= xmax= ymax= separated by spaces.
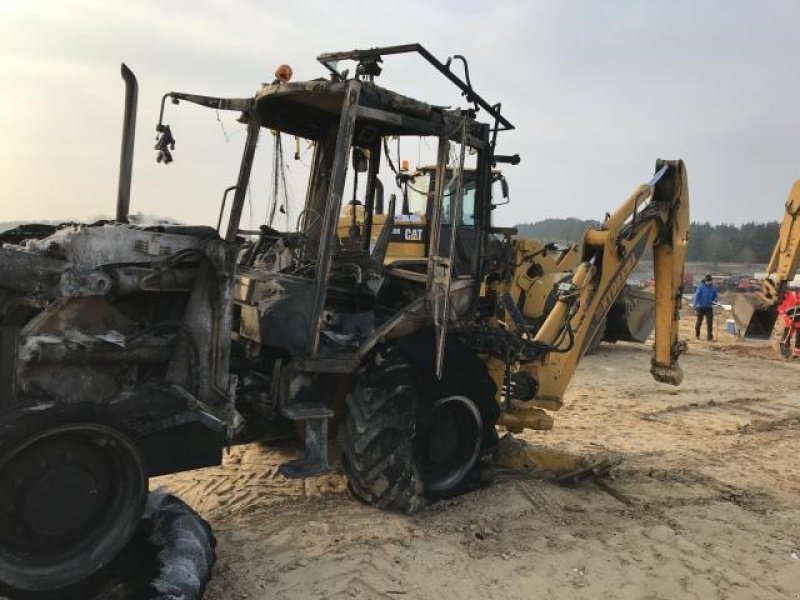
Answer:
xmin=274 ymin=64 xmax=293 ymax=84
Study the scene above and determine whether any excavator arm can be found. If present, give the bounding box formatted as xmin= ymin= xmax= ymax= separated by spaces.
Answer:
xmin=732 ymin=180 xmax=800 ymax=338
xmin=491 ymin=160 xmax=689 ymax=432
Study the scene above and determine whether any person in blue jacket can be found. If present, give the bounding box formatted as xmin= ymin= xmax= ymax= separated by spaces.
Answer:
xmin=692 ymin=273 xmax=718 ymax=340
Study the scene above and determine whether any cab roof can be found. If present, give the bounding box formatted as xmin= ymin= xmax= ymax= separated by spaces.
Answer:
xmin=253 ymin=79 xmax=486 ymax=143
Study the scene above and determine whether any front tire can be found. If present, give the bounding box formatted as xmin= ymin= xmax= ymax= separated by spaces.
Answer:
xmin=339 ymin=339 xmax=498 ymax=513
xmin=0 ymin=423 xmax=147 ymax=593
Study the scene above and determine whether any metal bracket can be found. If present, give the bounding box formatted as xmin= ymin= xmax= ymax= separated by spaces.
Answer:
xmin=316 ymin=43 xmax=514 ymax=132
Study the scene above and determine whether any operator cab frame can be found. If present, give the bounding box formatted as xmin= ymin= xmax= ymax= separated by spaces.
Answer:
xmin=155 ymin=44 xmax=517 ymax=371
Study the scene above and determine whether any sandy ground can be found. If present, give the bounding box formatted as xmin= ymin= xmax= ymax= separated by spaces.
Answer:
xmin=155 ymin=311 xmax=800 ymax=600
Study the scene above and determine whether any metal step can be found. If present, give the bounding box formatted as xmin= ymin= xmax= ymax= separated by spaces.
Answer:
xmin=279 ymin=404 xmax=334 ymax=479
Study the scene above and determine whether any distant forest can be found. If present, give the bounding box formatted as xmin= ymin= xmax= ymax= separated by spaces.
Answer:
xmin=515 ymin=219 xmax=781 ymax=264
xmin=1 ymin=217 xmax=781 ymax=264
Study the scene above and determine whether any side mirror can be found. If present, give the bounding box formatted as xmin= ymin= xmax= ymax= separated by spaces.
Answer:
xmin=352 ymin=147 xmax=368 ymax=173
xmin=491 ymin=174 xmax=510 ymax=209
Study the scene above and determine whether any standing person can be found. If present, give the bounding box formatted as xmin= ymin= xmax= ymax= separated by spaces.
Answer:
xmin=778 ymin=290 xmax=800 ymax=358
xmin=692 ymin=273 xmax=718 ymax=340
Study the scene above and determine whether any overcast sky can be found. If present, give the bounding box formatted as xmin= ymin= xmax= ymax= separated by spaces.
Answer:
xmin=1 ymin=0 xmax=799 ymax=227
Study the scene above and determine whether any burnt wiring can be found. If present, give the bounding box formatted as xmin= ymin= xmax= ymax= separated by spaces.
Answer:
xmin=97 ymin=247 xmax=211 ymax=293
xmin=508 ymin=244 xmax=554 ymax=269
xmin=382 ymin=118 xmax=469 ymax=198
xmin=524 ymin=308 xmax=576 ymax=355
xmin=445 ymin=54 xmax=479 ymax=114
xmin=215 ymin=109 xmax=229 ymax=143
xmin=462 ymin=300 xmax=576 ymax=409
xmin=66 ymin=320 xmax=201 ymax=398
xmin=617 ymin=191 xmax=665 ymax=242
xmin=267 ymin=133 xmax=292 ymax=230
xmin=382 ymin=136 xmax=401 ymax=188
xmin=469 ymin=299 xmax=576 ymax=366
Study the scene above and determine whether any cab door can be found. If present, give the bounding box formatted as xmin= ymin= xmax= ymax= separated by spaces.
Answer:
xmin=427 ymin=125 xmax=473 ymax=377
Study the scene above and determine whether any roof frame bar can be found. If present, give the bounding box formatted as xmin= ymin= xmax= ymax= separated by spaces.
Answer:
xmin=317 ymin=43 xmax=514 ymax=132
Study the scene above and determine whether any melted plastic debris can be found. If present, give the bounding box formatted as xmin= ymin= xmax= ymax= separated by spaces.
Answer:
xmin=0 ymin=490 xmax=215 ymax=600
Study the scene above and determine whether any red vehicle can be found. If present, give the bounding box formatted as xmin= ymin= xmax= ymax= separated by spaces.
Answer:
xmin=737 ymin=276 xmax=761 ymax=292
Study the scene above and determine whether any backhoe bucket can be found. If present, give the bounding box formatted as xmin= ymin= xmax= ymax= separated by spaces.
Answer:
xmin=604 ymin=285 xmax=655 ymax=343
xmin=732 ymin=293 xmax=778 ymax=339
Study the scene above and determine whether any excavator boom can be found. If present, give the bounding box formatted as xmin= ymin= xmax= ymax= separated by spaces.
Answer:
xmin=732 ymin=179 xmax=800 ymax=339
xmin=491 ymin=160 xmax=689 ymax=431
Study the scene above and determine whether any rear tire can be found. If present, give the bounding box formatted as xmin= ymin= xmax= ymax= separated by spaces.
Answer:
xmin=339 ymin=338 xmax=498 ymax=513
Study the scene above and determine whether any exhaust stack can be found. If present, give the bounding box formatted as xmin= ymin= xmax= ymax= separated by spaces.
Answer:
xmin=117 ymin=63 xmax=138 ymax=223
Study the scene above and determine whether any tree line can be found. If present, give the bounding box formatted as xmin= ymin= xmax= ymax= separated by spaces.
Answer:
xmin=515 ymin=219 xmax=781 ymax=264
xmin=1 ymin=217 xmax=782 ymax=265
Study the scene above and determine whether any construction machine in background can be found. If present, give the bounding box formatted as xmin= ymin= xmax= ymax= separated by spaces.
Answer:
xmin=0 ymin=44 xmax=688 ymax=597
xmin=732 ymin=180 xmax=800 ymax=342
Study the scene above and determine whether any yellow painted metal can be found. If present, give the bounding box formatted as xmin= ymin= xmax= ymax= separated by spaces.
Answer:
xmin=336 ymin=207 xmax=427 ymax=259
xmin=502 ymin=239 xmax=580 ymax=323
xmin=494 ymin=160 xmax=690 ymax=420
xmin=494 ymin=435 xmax=585 ymax=474
xmin=334 ymin=161 xmax=690 ymax=434
xmin=732 ymin=179 xmax=800 ymax=339
xmin=768 ymin=179 xmax=800 ymax=289
xmin=497 ymin=409 xmax=554 ymax=432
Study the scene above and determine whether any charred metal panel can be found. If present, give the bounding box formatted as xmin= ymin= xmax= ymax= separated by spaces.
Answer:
xmin=137 ymin=412 xmax=226 ymax=477
xmin=19 ymin=364 xmax=124 ymax=405
xmin=237 ymin=273 xmax=315 ymax=356
xmin=10 ymin=225 xmax=211 ymax=268
xmin=165 ymin=239 xmax=237 ymax=409
xmin=0 ymin=223 xmax=233 ymax=432
xmin=0 ymin=247 xmax=111 ymax=298
xmin=307 ymin=80 xmax=362 ymax=358
xmin=0 ymin=326 xmax=17 ymax=409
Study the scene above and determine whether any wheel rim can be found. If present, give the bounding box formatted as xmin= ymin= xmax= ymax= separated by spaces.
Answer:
xmin=421 ymin=395 xmax=483 ymax=492
xmin=0 ymin=423 xmax=147 ymax=592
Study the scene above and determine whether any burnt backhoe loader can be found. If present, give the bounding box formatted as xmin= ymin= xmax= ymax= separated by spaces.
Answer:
xmin=0 ymin=44 xmax=518 ymax=595
xmin=0 ymin=44 xmax=688 ymax=597
xmin=732 ymin=179 xmax=800 ymax=340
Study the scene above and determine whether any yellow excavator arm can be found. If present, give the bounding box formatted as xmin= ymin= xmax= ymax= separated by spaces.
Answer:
xmin=763 ymin=180 xmax=800 ymax=301
xmin=490 ymin=160 xmax=690 ymax=431
xmin=732 ymin=179 xmax=800 ymax=338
